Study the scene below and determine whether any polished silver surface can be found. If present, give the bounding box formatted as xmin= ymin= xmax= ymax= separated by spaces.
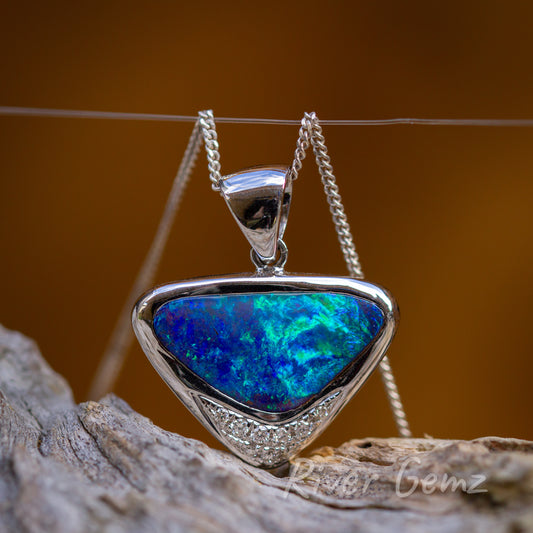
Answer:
xmin=132 ymin=272 xmax=398 ymax=468
xmin=220 ymin=166 xmax=291 ymax=263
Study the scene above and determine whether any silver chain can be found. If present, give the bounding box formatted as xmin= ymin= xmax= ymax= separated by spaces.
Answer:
xmin=290 ymin=112 xmax=412 ymax=438
xmin=88 ymin=121 xmax=203 ymax=399
xmin=198 ymin=110 xmax=222 ymax=191
xmin=377 ymin=354 xmax=412 ymax=437
xmin=291 ymin=112 xmax=364 ymax=279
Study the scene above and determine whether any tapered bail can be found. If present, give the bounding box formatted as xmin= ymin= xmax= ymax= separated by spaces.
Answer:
xmin=219 ymin=166 xmax=292 ymax=263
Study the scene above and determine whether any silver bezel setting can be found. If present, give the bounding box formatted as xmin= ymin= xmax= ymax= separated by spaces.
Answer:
xmin=132 ymin=273 xmax=398 ymax=468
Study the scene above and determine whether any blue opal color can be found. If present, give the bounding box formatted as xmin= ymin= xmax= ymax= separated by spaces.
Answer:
xmin=153 ymin=292 xmax=384 ymax=412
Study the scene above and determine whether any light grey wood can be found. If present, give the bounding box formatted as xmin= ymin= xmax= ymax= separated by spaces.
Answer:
xmin=1 ymin=324 xmax=532 ymax=533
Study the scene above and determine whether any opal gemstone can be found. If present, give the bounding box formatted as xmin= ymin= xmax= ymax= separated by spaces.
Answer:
xmin=153 ymin=292 xmax=384 ymax=412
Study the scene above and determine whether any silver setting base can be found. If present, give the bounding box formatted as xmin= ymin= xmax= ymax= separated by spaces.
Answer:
xmin=132 ymin=273 xmax=399 ymax=468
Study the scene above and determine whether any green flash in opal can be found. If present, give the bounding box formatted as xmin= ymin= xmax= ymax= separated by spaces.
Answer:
xmin=153 ymin=292 xmax=384 ymax=412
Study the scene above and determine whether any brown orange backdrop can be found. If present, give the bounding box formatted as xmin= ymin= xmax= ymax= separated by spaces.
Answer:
xmin=1 ymin=2 xmax=532 ymax=451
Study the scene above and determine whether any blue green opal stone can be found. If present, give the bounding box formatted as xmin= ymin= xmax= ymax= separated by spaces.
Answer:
xmin=153 ymin=292 xmax=384 ymax=412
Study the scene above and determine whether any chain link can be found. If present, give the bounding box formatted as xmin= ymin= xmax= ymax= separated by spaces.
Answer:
xmin=377 ymin=354 xmax=412 ymax=437
xmin=291 ymin=112 xmax=364 ymax=279
xmin=290 ymin=112 xmax=412 ymax=438
xmin=198 ymin=110 xmax=222 ymax=191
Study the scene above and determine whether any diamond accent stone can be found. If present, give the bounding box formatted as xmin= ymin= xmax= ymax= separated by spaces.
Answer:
xmin=198 ymin=393 xmax=340 ymax=467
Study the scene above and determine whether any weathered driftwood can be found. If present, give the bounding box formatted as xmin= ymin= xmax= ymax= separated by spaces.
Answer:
xmin=1 ymin=324 xmax=532 ymax=533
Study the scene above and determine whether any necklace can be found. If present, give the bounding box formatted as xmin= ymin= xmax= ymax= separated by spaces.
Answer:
xmin=132 ymin=111 xmax=410 ymax=469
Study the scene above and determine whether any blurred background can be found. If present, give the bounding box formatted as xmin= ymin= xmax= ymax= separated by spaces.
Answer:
xmin=1 ymin=2 xmax=532 ymax=450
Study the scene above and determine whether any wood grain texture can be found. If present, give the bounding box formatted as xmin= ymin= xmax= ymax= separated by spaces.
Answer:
xmin=1 ymin=324 xmax=532 ymax=533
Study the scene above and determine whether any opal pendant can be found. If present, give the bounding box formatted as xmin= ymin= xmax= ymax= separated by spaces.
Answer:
xmin=132 ymin=166 xmax=398 ymax=468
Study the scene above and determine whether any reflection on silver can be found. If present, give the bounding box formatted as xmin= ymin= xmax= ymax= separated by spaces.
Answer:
xmin=219 ymin=166 xmax=291 ymax=262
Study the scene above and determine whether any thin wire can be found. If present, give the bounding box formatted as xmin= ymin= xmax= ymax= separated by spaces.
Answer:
xmin=2 ymin=106 xmax=533 ymax=127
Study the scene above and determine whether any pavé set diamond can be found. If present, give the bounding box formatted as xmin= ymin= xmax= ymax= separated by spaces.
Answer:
xmin=199 ymin=393 xmax=340 ymax=467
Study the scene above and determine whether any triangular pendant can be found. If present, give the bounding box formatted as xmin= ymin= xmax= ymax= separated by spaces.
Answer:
xmin=133 ymin=274 xmax=398 ymax=468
